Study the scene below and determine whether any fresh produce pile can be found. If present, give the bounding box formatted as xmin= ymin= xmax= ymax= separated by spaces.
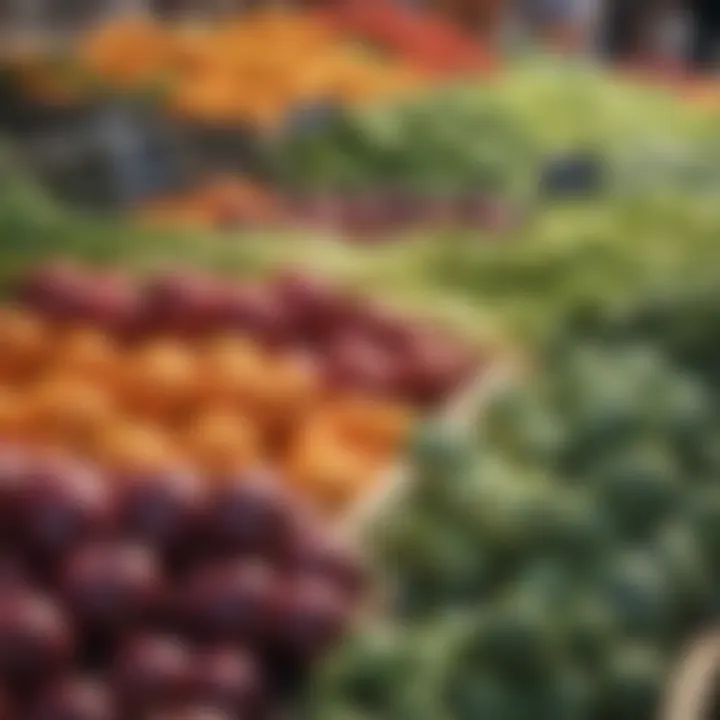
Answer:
xmin=309 ymin=288 xmax=720 ymax=720
xmin=0 ymin=260 xmax=480 ymax=514
xmin=137 ymin=176 xmax=518 ymax=238
xmin=275 ymin=63 xmax=720 ymax=198
xmin=0 ymin=444 xmax=366 ymax=720
xmin=8 ymin=4 xmax=490 ymax=132
xmin=314 ymin=0 xmax=496 ymax=77
xmin=0 ymin=256 xmax=485 ymax=719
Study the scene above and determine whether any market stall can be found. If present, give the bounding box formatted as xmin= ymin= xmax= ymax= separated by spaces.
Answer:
xmin=1 ymin=3 xmax=720 ymax=719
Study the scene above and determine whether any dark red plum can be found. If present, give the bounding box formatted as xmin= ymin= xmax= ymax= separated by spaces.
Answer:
xmin=189 ymin=646 xmax=264 ymax=713
xmin=0 ymin=590 xmax=74 ymax=682
xmin=115 ymin=470 xmax=206 ymax=553
xmin=272 ymin=272 xmax=360 ymax=345
xmin=112 ymin=634 xmax=192 ymax=712
xmin=399 ymin=329 xmax=476 ymax=406
xmin=204 ymin=474 xmax=294 ymax=559
xmin=141 ymin=271 xmax=224 ymax=337
xmin=273 ymin=577 xmax=350 ymax=663
xmin=28 ymin=676 xmax=116 ymax=720
xmin=324 ymin=333 xmax=396 ymax=397
xmin=179 ymin=560 xmax=278 ymax=643
xmin=16 ymin=261 xmax=90 ymax=322
xmin=60 ymin=542 xmax=163 ymax=634
xmin=149 ymin=707 xmax=232 ymax=720
xmin=15 ymin=457 xmax=113 ymax=561
xmin=77 ymin=272 xmax=141 ymax=338
xmin=214 ymin=284 xmax=290 ymax=348
xmin=288 ymin=531 xmax=367 ymax=602
xmin=0 ymin=445 xmax=31 ymax=542
xmin=0 ymin=553 xmax=33 ymax=592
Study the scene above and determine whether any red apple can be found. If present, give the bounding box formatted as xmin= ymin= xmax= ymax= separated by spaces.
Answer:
xmin=16 ymin=261 xmax=89 ymax=322
xmin=60 ymin=542 xmax=163 ymax=633
xmin=288 ymin=530 xmax=366 ymax=602
xmin=0 ymin=445 xmax=31 ymax=542
xmin=15 ymin=457 xmax=112 ymax=561
xmin=204 ymin=474 xmax=294 ymax=559
xmin=141 ymin=271 xmax=224 ymax=337
xmin=272 ymin=272 xmax=361 ymax=345
xmin=273 ymin=577 xmax=350 ymax=663
xmin=28 ymin=677 xmax=116 ymax=720
xmin=214 ymin=283 xmax=289 ymax=347
xmin=189 ymin=646 xmax=264 ymax=713
xmin=77 ymin=272 xmax=141 ymax=337
xmin=149 ymin=707 xmax=232 ymax=720
xmin=179 ymin=560 xmax=278 ymax=643
xmin=112 ymin=634 xmax=192 ymax=712
xmin=115 ymin=470 xmax=206 ymax=553
xmin=0 ymin=589 xmax=74 ymax=682
xmin=324 ymin=333 xmax=396 ymax=397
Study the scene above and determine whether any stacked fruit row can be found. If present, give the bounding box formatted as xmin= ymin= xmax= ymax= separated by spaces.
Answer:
xmin=137 ymin=177 xmax=519 ymax=237
xmin=0 ymin=445 xmax=365 ymax=720
xmin=16 ymin=12 xmax=426 ymax=129
xmin=0 ymin=262 xmax=477 ymax=513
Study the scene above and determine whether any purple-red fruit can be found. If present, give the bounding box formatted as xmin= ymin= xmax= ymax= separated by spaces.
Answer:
xmin=29 ymin=677 xmax=116 ymax=720
xmin=272 ymin=272 xmax=357 ymax=344
xmin=274 ymin=578 xmax=349 ymax=663
xmin=204 ymin=475 xmax=293 ymax=558
xmin=142 ymin=272 xmax=223 ymax=337
xmin=79 ymin=272 xmax=141 ymax=337
xmin=115 ymin=471 xmax=205 ymax=552
xmin=290 ymin=533 xmax=366 ymax=601
xmin=149 ymin=707 xmax=232 ymax=720
xmin=61 ymin=542 xmax=162 ymax=633
xmin=324 ymin=334 xmax=395 ymax=397
xmin=0 ymin=445 xmax=30 ymax=541
xmin=15 ymin=458 xmax=112 ymax=560
xmin=180 ymin=560 xmax=277 ymax=642
xmin=214 ymin=284 xmax=289 ymax=347
xmin=112 ymin=635 xmax=191 ymax=712
xmin=189 ymin=647 xmax=263 ymax=713
xmin=17 ymin=261 xmax=89 ymax=321
xmin=0 ymin=590 xmax=74 ymax=681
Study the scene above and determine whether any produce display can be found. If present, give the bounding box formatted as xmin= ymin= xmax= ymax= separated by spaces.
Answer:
xmin=137 ymin=176 xmax=518 ymax=237
xmin=314 ymin=0 xmax=497 ymax=77
xmin=0 ymin=261 xmax=481 ymax=515
xmin=275 ymin=63 xmax=720 ymax=198
xmin=0 ymin=444 xmax=366 ymax=719
xmin=12 ymin=11 xmax=428 ymax=129
xmin=3 ymin=34 xmax=720 ymax=720
xmin=309 ymin=289 xmax=720 ymax=719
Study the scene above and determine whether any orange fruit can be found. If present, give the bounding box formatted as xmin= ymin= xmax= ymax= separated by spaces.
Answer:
xmin=28 ymin=374 xmax=116 ymax=451
xmin=254 ymin=352 xmax=322 ymax=428
xmin=121 ymin=340 xmax=199 ymax=421
xmin=183 ymin=408 xmax=262 ymax=477
xmin=322 ymin=396 xmax=415 ymax=458
xmin=0 ymin=385 xmax=32 ymax=442
xmin=196 ymin=336 xmax=267 ymax=411
xmin=286 ymin=421 xmax=374 ymax=514
xmin=52 ymin=327 xmax=120 ymax=385
xmin=0 ymin=307 xmax=47 ymax=381
xmin=94 ymin=419 xmax=180 ymax=474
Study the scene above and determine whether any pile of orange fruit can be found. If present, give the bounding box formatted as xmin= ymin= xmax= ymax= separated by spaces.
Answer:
xmin=19 ymin=11 xmax=426 ymax=129
xmin=137 ymin=177 xmax=287 ymax=231
xmin=0 ymin=306 xmax=415 ymax=515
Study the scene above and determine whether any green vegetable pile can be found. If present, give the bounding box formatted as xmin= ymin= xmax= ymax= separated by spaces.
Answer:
xmin=274 ymin=62 xmax=720 ymax=198
xmin=307 ymin=286 xmax=720 ymax=720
